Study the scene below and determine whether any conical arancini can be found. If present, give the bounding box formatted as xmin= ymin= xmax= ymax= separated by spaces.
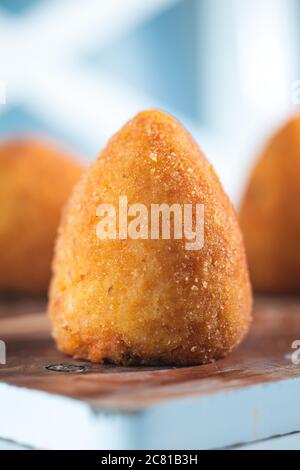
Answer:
xmin=0 ymin=138 xmax=83 ymax=294
xmin=240 ymin=115 xmax=300 ymax=293
xmin=49 ymin=110 xmax=252 ymax=365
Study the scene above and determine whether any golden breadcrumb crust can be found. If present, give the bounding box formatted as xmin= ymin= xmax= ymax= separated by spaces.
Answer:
xmin=0 ymin=138 xmax=83 ymax=294
xmin=49 ymin=110 xmax=252 ymax=365
xmin=240 ymin=115 xmax=300 ymax=293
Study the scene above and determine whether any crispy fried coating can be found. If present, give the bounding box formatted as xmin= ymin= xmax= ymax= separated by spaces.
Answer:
xmin=48 ymin=110 xmax=252 ymax=365
xmin=240 ymin=115 xmax=300 ymax=293
xmin=0 ymin=138 xmax=83 ymax=295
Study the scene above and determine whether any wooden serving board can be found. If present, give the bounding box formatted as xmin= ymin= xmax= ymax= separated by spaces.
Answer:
xmin=1 ymin=296 xmax=300 ymax=450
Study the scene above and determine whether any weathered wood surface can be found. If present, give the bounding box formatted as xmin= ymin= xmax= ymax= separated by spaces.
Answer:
xmin=1 ymin=296 xmax=300 ymax=411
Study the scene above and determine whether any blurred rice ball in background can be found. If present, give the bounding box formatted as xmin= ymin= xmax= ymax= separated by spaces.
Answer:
xmin=0 ymin=138 xmax=83 ymax=295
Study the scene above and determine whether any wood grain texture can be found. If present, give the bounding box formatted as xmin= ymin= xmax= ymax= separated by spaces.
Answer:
xmin=0 ymin=296 xmax=300 ymax=411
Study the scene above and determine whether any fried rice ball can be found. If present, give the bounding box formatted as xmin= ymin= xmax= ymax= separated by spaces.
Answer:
xmin=240 ymin=115 xmax=300 ymax=293
xmin=0 ymin=138 xmax=83 ymax=295
xmin=48 ymin=110 xmax=252 ymax=366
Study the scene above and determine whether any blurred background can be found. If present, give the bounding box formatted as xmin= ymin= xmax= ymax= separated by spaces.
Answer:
xmin=0 ymin=0 xmax=299 ymax=204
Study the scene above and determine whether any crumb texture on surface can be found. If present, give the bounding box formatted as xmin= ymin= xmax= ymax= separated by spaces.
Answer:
xmin=49 ymin=110 xmax=252 ymax=365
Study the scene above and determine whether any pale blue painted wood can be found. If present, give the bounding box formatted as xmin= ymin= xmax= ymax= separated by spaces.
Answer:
xmin=123 ymin=377 xmax=300 ymax=449
xmin=1 ymin=376 xmax=300 ymax=449
xmin=0 ymin=439 xmax=29 ymax=450
xmin=236 ymin=433 xmax=300 ymax=450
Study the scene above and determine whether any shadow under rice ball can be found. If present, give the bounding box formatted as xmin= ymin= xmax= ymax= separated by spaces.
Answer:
xmin=0 ymin=138 xmax=83 ymax=295
xmin=48 ymin=110 xmax=252 ymax=366
xmin=240 ymin=115 xmax=300 ymax=293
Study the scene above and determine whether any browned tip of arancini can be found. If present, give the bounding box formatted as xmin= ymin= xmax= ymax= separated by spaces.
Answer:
xmin=48 ymin=110 xmax=252 ymax=366
xmin=0 ymin=137 xmax=84 ymax=295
